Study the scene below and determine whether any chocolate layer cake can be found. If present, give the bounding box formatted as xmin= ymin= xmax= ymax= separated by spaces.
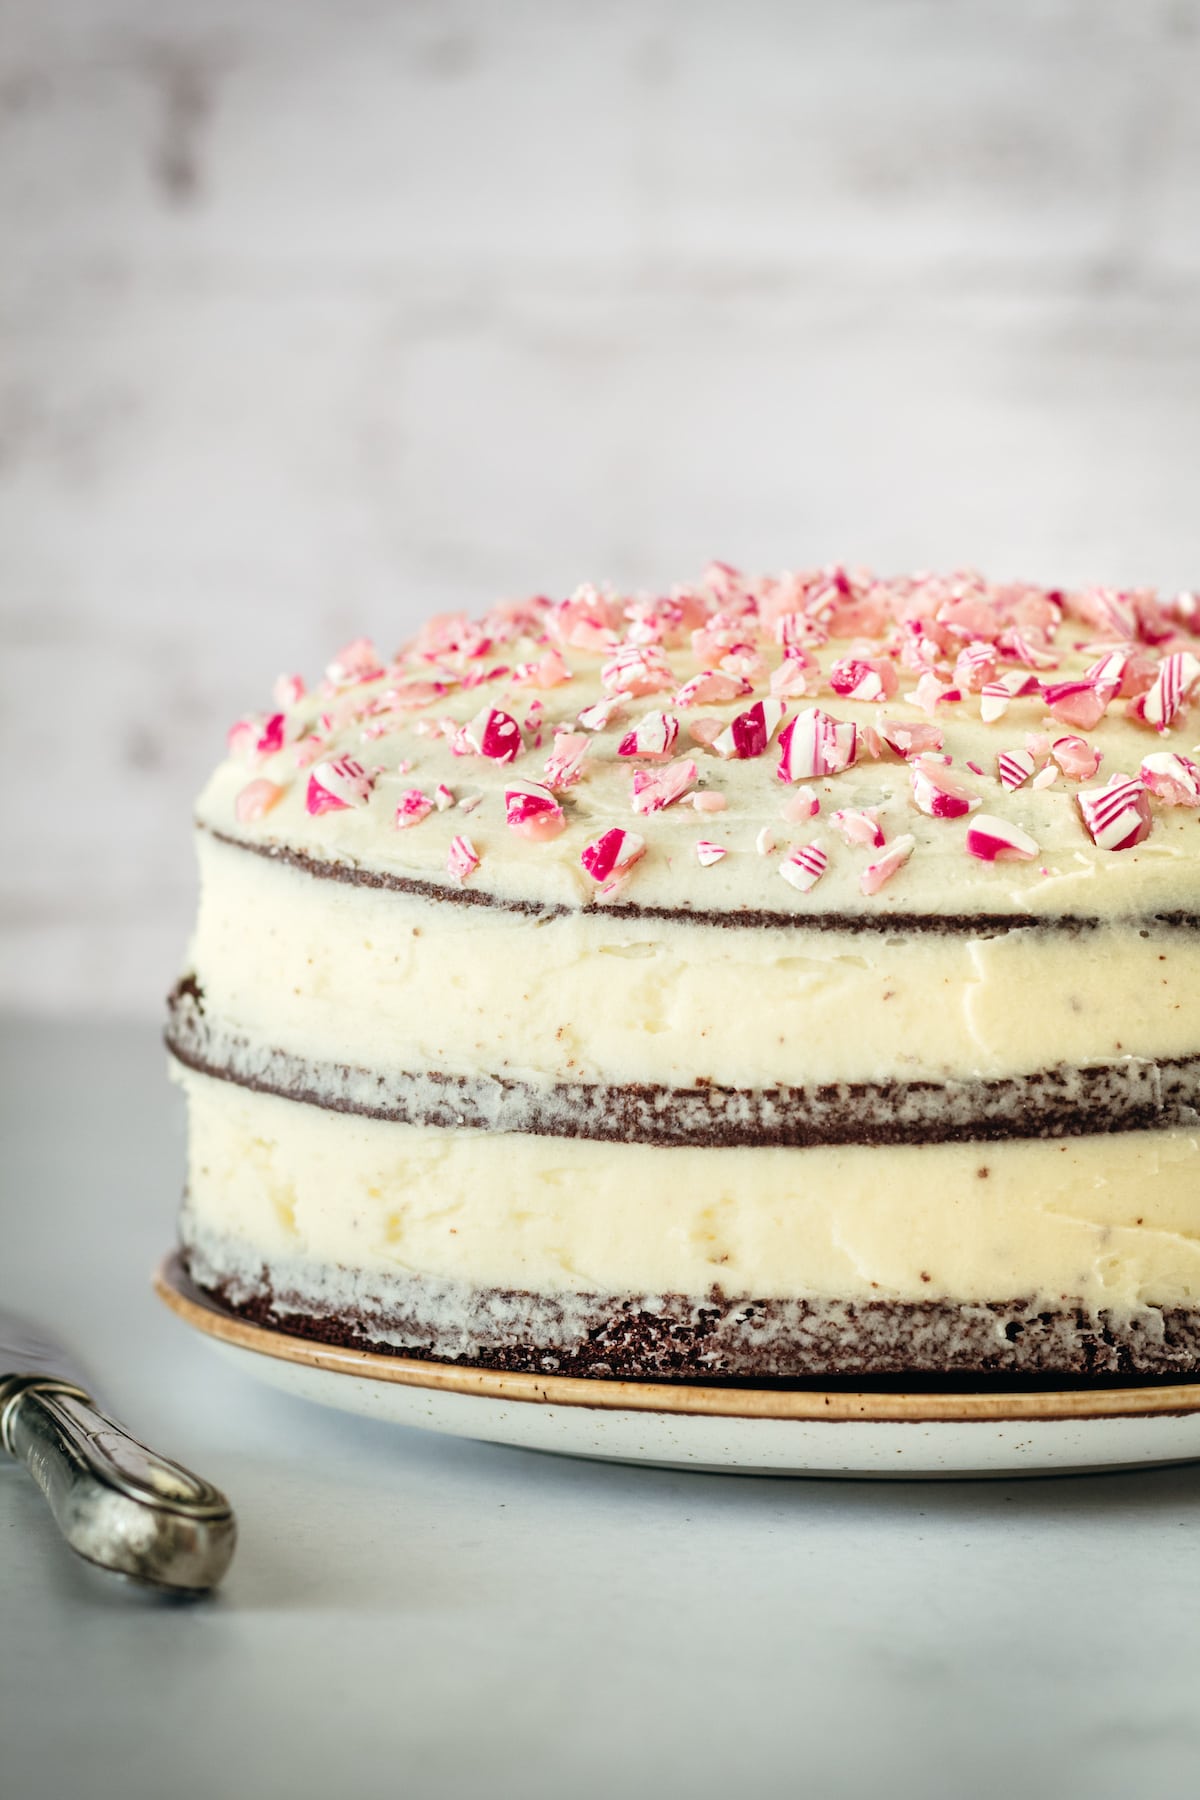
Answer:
xmin=169 ymin=564 xmax=1200 ymax=1378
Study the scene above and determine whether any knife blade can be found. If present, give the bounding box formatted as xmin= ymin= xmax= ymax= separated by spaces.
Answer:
xmin=0 ymin=1307 xmax=236 ymax=1594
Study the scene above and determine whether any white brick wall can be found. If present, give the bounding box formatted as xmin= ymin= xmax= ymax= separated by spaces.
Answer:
xmin=3 ymin=0 xmax=1200 ymax=1013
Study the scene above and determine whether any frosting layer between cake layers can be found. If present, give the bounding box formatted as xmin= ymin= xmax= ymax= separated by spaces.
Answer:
xmin=169 ymin=564 xmax=1200 ymax=1375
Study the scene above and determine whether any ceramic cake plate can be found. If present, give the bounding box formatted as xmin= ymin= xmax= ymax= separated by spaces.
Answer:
xmin=154 ymin=1255 xmax=1200 ymax=1479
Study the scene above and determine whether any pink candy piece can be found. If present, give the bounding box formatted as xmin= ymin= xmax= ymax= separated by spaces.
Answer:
xmin=996 ymin=749 xmax=1036 ymax=791
xmin=777 ymin=707 xmax=858 ymax=783
xmin=255 ymin=712 xmax=287 ymax=756
xmin=1076 ymin=774 xmax=1153 ymax=851
xmin=617 ymin=711 xmax=680 ymax=760
xmin=504 ymin=780 xmax=566 ymax=841
xmin=434 ymin=783 xmax=455 ymax=811
xmin=781 ymin=786 xmax=820 ymax=822
xmin=672 ymin=669 xmax=752 ymax=708
xmin=234 ymin=778 xmax=284 ymax=823
xmin=860 ymin=834 xmax=915 ymax=895
xmin=711 ymin=699 xmax=786 ymax=760
xmin=779 ymin=841 xmax=828 ymax=893
xmin=878 ymin=719 xmax=944 ymax=759
xmin=953 ymin=642 xmax=998 ymax=693
xmin=326 ymin=637 xmax=382 ymax=685
xmin=908 ymin=672 xmax=961 ymax=715
xmin=980 ymin=671 xmax=1040 ymax=724
xmin=543 ymin=731 xmax=590 ymax=789
xmin=273 ymin=673 xmax=306 ymax=708
xmin=1140 ymin=751 xmax=1200 ymax=806
xmin=512 ymin=648 xmax=572 ymax=690
xmin=1049 ymin=734 xmax=1102 ymax=780
xmin=695 ymin=840 xmax=727 ymax=867
xmin=829 ymin=657 xmax=897 ymax=702
xmin=455 ymin=705 xmax=524 ymax=764
xmin=306 ymin=756 xmax=375 ymax=815
xmin=769 ymin=652 xmax=822 ymax=700
xmin=1041 ymin=677 xmax=1112 ymax=731
xmin=830 ymin=807 xmax=884 ymax=848
xmin=692 ymin=789 xmax=728 ymax=813
xmin=1129 ymin=650 xmax=1200 ymax=732
xmin=226 ymin=715 xmax=263 ymax=760
xmin=446 ymin=835 xmax=480 ymax=883
xmin=965 ymin=814 xmax=1039 ymax=862
xmin=581 ymin=826 xmax=646 ymax=887
xmin=395 ymin=788 xmax=433 ymax=829
xmin=630 ymin=757 xmax=698 ymax=814
xmin=909 ymin=754 xmax=980 ymax=819
xmin=600 ymin=643 xmax=675 ymax=697
xmin=576 ymin=695 xmax=626 ymax=732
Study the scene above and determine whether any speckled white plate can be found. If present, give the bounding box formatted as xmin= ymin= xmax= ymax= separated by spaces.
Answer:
xmin=155 ymin=1256 xmax=1200 ymax=1479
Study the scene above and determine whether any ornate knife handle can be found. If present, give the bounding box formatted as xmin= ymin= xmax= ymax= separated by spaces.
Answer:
xmin=0 ymin=1379 xmax=236 ymax=1593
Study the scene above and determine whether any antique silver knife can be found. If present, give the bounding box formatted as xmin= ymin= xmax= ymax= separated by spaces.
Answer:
xmin=0 ymin=1310 xmax=236 ymax=1594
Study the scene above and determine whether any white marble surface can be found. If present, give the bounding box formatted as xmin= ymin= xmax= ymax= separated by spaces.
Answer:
xmin=4 ymin=0 xmax=1200 ymax=1014
xmin=3 ymin=1016 xmax=1200 ymax=1800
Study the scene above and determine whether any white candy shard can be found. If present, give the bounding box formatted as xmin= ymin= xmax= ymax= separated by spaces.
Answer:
xmin=446 ymin=835 xmax=480 ymax=882
xmin=860 ymin=834 xmax=915 ymax=895
xmin=694 ymin=840 xmax=727 ymax=867
xmin=1140 ymin=751 xmax=1200 ymax=807
xmin=1076 ymin=774 xmax=1153 ymax=851
xmin=616 ymin=711 xmax=680 ymax=759
xmin=777 ymin=707 xmax=858 ymax=782
xmin=996 ymin=749 xmax=1036 ymax=791
xmin=779 ymin=841 xmax=828 ymax=892
xmin=830 ymin=807 xmax=884 ymax=848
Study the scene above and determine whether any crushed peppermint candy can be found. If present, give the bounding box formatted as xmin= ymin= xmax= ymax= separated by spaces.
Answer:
xmin=434 ymin=783 xmax=455 ymax=810
xmin=600 ymin=643 xmax=674 ymax=697
xmin=860 ymin=834 xmax=915 ymax=895
xmin=395 ymin=789 xmax=434 ymax=829
xmin=543 ymin=732 xmax=589 ymax=789
xmin=910 ymin=754 xmax=980 ymax=819
xmin=996 ymin=749 xmax=1036 ymax=791
xmin=1129 ymin=650 xmax=1200 ymax=732
xmin=781 ymin=786 xmax=820 ymax=822
xmin=1076 ymin=774 xmax=1153 ymax=851
xmin=691 ymin=789 xmax=728 ymax=813
xmin=673 ymin=669 xmax=752 ymax=708
xmin=695 ymin=840 xmax=727 ymax=867
xmin=306 ymin=756 xmax=375 ymax=815
xmin=577 ymin=695 xmax=627 ymax=732
xmin=617 ymin=711 xmax=680 ymax=759
xmin=829 ymin=657 xmax=896 ymax=702
xmin=711 ymin=699 xmax=787 ymax=760
xmin=446 ymin=835 xmax=480 ymax=883
xmin=235 ymin=779 xmax=284 ymax=823
xmin=581 ymin=827 xmax=646 ymax=889
xmin=630 ymin=757 xmax=698 ymax=814
xmin=965 ymin=815 xmax=1039 ymax=862
xmin=830 ymin=807 xmax=884 ymax=848
xmin=779 ymin=841 xmax=828 ymax=892
xmin=1140 ymin=751 xmax=1200 ymax=806
xmin=1050 ymin=735 xmax=1102 ymax=780
xmin=777 ymin=707 xmax=858 ymax=782
xmin=755 ymin=826 xmax=778 ymax=857
xmin=454 ymin=705 xmax=524 ymax=764
xmin=504 ymin=780 xmax=566 ymax=841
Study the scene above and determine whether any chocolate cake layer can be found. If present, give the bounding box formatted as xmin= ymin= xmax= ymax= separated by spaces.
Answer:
xmin=204 ymin=827 xmax=1200 ymax=936
xmin=167 ymin=977 xmax=1200 ymax=1149
xmin=183 ymin=1240 xmax=1200 ymax=1379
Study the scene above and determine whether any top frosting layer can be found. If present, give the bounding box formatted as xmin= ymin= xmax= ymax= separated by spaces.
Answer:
xmin=196 ymin=563 xmax=1200 ymax=920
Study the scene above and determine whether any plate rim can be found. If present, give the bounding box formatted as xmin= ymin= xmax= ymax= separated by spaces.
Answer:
xmin=153 ymin=1253 xmax=1200 ymax=1425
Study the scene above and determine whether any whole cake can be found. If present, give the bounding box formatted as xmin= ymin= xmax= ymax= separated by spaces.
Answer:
xmin=168 ymin=563 xmax=1200 ymax=1379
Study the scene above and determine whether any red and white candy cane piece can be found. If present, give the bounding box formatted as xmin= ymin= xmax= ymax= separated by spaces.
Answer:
xmin=910 ymin=754 xmax=980 ymax=819
xmin=779 ymin=841 xmax=828 ymax=893
xmin=996 ymin=749 xmax=1036 ymax=791
xmin=1140 ymin=751 xmax=1200 ymax=806
xmin=630 ymin=757 xmax=698 ymax=814
xmin=617 ymin=711 xmax=680 ymax=759
xmin=711 ymin=699 xmax=786 ymax=760
xmin=777 ymin=707 xmax=858 ymax=783
xmin=235 ymin=779 xmax=284 ymax=823
xmin=395 ymin=789 xmax=434 ymax=829
xmin=878 ymin=719 xmax=944 ymax=759
xmin=829 ymin=657 xmax=897 ymax=703
xmin=1041 ymin=673 xmax=1114 ymax=731
xmin=953 ymin=642 xmax=998 ymax=693
xmin=576 ymin=695 xmax=626 ymax=732
xmin=694 ymin=840 xmax=727 ymax=867
xmin=306 ymin=755 xmax=375 ymax=815
xmin=1050 ymin=735 xmax=1102 ymax=780
xmin=769 ymin=652 xmax=822 ymax=700
xmin=965 ymin=815 xmax=1039 ymax=862
xmin=581 ymin=827 xmax=646 ymax=886
xmin=273 ymin=673 xmax=306 ymax=708
xmin=504 ymin=780 xmax=566 ymax=841
xmin=781 ymin=786 xmax=820 ymax=822
xmin=1076 ymin=774 xmax=1153 ymax=851
xmin=446 ymin=835 xmax=480 ymax=883
xmin=454 ymin=705 xmax=524 ymax=764
xmin=672 ymin=669 xmax=752 ymax=708
xmin=326 ymin=637 xmax=381 ymax=685
xmin=830 ymin=807 xmax=884 ymax=848
xmin=980 ymin=671 xmax=1040 ymax=724
xmin=600 ymin=643 xmax=675 ymax=697
xmin=512 ymin=648 xmax=571 ymax=689
xmin=860 ymin=834 xmax=915 ymax=895
xmin=434 ymin=783 xmax=455 ymax=811
xmin=1130 ymin=650 xmax=1200 ymax=732
xmin=255 ymin=712 xmax=287 ymax=756
xmin=543 ymin=731 xmax=589 ymax=789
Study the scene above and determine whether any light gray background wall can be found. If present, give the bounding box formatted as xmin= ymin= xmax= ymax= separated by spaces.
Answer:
xmin=3 ymin=0 xmax=1199 ymax=1014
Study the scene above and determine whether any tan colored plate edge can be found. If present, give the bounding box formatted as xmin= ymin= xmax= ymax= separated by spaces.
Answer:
xmin=153 ymin=1254 xmax=1200 ymax=1424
